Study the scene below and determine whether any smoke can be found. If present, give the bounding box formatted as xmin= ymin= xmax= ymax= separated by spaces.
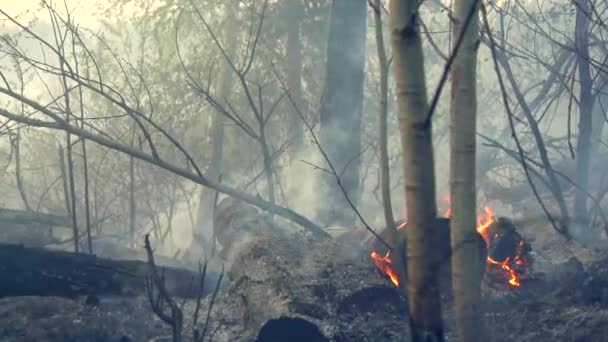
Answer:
xmin=282 ymin=142 xmax=324 ymax=222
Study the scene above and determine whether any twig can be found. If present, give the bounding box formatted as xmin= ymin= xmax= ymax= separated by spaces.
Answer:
xmin=144 ymin=234 xmax=183 ymax=342
xmin=198 ymin=265 xmax=224 ymax=342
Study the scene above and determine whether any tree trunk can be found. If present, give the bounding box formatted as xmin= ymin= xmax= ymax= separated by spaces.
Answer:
xmin=449 ymin=0 xmax=484 ymax=340
xmin=13 ymin=130 xmax=31 ymax=211
xmin=285 ymin=0 xmax=306 ymax=206
xmin=389 ymin=0 xmax=444 ymax=341
xmin=373 ymin=0 xmax=407 ymax=296
xmin=129 ymin=121 xmax=137 ymax=247
xmin=590 ymin=78 xmax=607 ymax=163
xmin=129 ymin=153 xmax=136 ymax=243
xmin=57 ymin=145 xmax=77 ymax=246
xmin=317 ymin=0 xmax=367 ymax=227
xmin=81 ymin=125 xmax=93 ymax=254
xmin=286 ymin=0 xmax=305 ymax=162
xmin=374 ymin=0 xmax=395 ymax=239
xmin=574 ymin=0 xmax=593 ymax=224
xmin=66 ymin=132 xmax=79 ymax=252
xmin=194 ymin=10 xmax=238 ymax=253
xmin=260 ymin=131 xmax=276 ymax=206
xmin=0 ymin=242 xmax=214 ymax=299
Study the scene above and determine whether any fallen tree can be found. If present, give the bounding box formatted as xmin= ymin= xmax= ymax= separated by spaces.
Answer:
xmin=0 ymin=242 xmax=219 ymax=299
xmin=0 ymin=208 xmax=70 ymax=227
xmin=205 ymin=233 xmax=409 ymax=341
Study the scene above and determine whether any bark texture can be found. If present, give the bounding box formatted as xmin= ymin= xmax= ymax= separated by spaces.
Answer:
xmin=449 ymin=0 xmax=484 ymax=340
xmin=210 ymin=234 xmax=409 ymax=341
xmin=318 ymin=0 xmax=367 ymax=227
xmin=374 ymin=0 xmax=408 ymax=304
xmin=389 ymin=0 xmax=444 ymax=340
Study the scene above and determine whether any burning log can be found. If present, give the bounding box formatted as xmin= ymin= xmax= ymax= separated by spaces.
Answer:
xmin=482 ymin=216 xmax=533 ymax=289
xmin=369 ymin=207 xmax=534 ymax=292
xmin=370 ymin=217 xmax=487 ymax=297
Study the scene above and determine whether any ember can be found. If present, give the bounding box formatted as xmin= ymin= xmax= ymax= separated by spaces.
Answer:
xmin=370 ymin=204 xmax=533 ymax=290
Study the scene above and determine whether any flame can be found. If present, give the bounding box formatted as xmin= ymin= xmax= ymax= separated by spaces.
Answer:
xmin=371 ymin=203 xmax=531 ymax=289
xmin=371 ymin=251 xmax=400 ymax=287
xmin=475 ymin=207 xmax=524 ymax=287
xmin=476 ymin=206 xmax=495 ymax=246
xmin=444 ymin=207 xmax=452 ymax=217
xmin=487 ymin=256 xmax=520 ymax=286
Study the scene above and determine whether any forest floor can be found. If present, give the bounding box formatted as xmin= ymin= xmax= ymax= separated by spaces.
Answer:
xmin=1 ymin=220 xmax=607 ymax=341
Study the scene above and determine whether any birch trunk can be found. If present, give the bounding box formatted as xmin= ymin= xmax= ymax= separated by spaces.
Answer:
xmin=449 ymin=0 xmax=484 ymax=340
xmin=389 ymin=0 xmax=444 ymax=340
xmin=374 ymin=0 xmax=407 ymax=297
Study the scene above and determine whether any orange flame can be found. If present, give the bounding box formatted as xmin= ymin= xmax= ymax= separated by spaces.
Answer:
xmin=475 ymin=207 xmax=523 ymax=287
xmin=476 ymin=206 xmax=495 ymax=246
xmin=371 ymin=204 xmax=530 ymax=289
xmin=371 ymin=251 xmax=400 ymax=287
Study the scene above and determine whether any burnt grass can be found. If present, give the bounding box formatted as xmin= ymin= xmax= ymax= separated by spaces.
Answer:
xmin=1 ymin=236 xmax=608 ymax=341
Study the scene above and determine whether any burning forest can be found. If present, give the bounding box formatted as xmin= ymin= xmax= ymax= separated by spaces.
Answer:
xmin=2 ymin=0 xmax=608 ymax=341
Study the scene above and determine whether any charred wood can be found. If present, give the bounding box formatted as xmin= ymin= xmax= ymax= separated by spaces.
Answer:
xmin=0 ymin=242 xmax=217 ymax=299
xmin=205 ymin=234 xmax=409 ymax=341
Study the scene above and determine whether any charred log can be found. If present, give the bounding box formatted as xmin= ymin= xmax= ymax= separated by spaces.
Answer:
xmin=256 ymin=317 xmax=329 ymax=342
xmin=213 ymin=196 xmax=287 ymax=258
xmin=204 ymin=234 xmax=409 ymax=341
xmin=0 ymin=243 xmax=217 ymax=298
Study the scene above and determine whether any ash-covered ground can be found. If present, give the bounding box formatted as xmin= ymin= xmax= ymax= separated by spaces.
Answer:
xmin=1 ymin=219 xmax=608 ymax=342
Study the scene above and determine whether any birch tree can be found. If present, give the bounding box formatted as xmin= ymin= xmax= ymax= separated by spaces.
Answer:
xmin=448 ymin=0 xmax=484 ymax=340
xmin=389 ymin=0 xmax=444 ymax=340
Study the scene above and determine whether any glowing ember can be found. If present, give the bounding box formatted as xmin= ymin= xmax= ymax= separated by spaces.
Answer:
xmin=487 ymin=256 xmax=520 ymax=286
xmin=370 ymin=203 xmax=532 ymax=290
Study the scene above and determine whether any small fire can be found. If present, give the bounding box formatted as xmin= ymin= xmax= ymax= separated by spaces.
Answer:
xmin=371 ymin=251 xmax=400 ymax=287
xmin=474 ymin=207 xmax=522 ymax=287
xmin=371 ymin=204 xmax=531 ymax=289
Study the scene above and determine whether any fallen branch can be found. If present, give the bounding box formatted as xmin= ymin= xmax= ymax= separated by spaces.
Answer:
xmin=0 ymin=242 xmax=215 ymax=298
xmin=0 ymin=208 xmax=70 ymax=227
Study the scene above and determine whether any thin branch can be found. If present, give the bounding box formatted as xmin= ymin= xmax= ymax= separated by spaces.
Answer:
xmin=480 ymin=3 xmax=567 ymax=237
